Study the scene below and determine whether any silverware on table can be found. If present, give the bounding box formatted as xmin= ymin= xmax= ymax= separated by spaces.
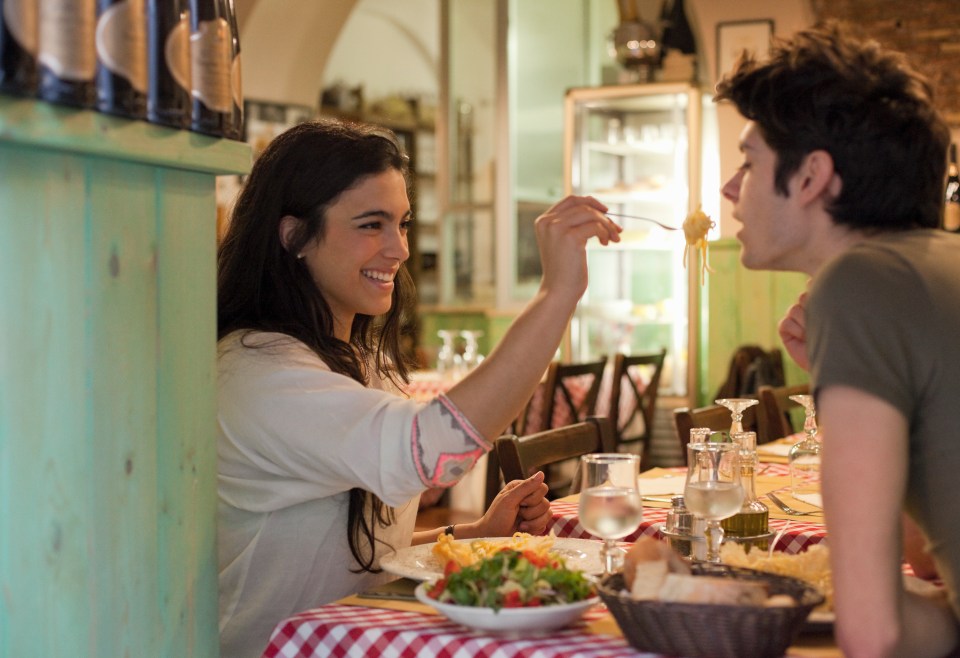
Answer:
xmin=605 ymin=212 xmax=680 ymax=232
xmin=642 ymin=495 xmax=681 ymax=504
xmin=767 ymin=491 xmax=822 ymax=516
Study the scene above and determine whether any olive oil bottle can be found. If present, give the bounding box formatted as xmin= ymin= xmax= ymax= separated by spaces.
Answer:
xmin=721 ymin=431 xmax=769 ymax=550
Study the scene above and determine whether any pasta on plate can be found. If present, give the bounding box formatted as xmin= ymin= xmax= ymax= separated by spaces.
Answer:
xmin=432 ymin=531 xmax=556 ymax=568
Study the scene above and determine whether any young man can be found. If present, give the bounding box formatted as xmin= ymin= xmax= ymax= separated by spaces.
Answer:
xmin=716 ymin=24 xmax=960 ymax=658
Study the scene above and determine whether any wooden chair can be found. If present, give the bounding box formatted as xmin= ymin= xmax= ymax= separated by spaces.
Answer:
xmin=608 ymin=349 xmax=666 ymax=467
xmin=517 ymin=357 xmax=608 ymax=435
xmin=495 ymin=416 xmax=617 ymax=497
xmin=672 ymin=403 xmax=759 ymax=465
xmin=757 ymin=383 xmax=811 ymax=444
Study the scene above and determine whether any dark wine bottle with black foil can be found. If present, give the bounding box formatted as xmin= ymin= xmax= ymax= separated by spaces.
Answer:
xmin=944 ymin=143 xmax=960 ymax=232
xmin=146 ymin=0 xmax=190 ymax=128
xmin=224 ymin=0 xmax=242 ymax=140
xmin=95 ymin=0 xmax=146 ymax=119
xmin=188 ymin=0 xmax=231 ymax=137
xmin=0 ymin=0 xmax=38 ymax=96
xmin=37 ymin=0 xmax=97 ymax=108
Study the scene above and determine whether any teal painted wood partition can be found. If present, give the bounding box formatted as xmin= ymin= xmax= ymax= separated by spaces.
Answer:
xmin=0 ymin=98 xmax=249 ymax=657
xmin=699 ymin=239 xmax=810 ymax=404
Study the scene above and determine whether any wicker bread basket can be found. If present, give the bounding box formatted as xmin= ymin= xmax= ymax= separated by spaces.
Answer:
xmin=597 ymin=562 xmax=825 ymax=658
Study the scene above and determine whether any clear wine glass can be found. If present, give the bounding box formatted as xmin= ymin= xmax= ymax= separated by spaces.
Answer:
xmin=460 ymin=330 xmax=484 ymax=372
xmin=436 ymin=330 xmax=458 ymax=378
xmin=715 ymin=397 xmax=759 ymax=435
xmin=788 ymin=394 xmax=821 ymax=496
xmin=578 ymin=453 xmax=643 ymax=575
xmin=684 ymin=441 xmax=743 ymax=562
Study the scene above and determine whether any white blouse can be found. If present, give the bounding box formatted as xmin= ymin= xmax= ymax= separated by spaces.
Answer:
xmin=216 ymin=331 xmax=486 ymax=658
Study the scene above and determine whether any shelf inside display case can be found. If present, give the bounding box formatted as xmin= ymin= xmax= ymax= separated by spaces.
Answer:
xmin=564 ymin=83 xmax=700 ymax=398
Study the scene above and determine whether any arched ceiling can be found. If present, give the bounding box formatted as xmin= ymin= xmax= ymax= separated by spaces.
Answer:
xmin=235 ymin=0 xmax=360 ymax=105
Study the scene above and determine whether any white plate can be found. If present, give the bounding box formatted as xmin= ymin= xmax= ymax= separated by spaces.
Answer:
xmin=414 ymin=582 xmax=599 ymax=632
xmin=380 ymin=537 xmax=604 ymax=581
xmin=803 ymin=609 xmax=834 ymax=633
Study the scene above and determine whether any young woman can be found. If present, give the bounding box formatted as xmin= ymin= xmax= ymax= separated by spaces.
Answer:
xmin=216 ymin=119 xmax=621 ymax=655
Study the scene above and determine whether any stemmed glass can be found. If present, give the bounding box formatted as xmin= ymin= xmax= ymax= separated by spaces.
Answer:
xmin=684 ymin=441 xmax=744 ymax=562
xmin=436 ymin=330 xmax=459 ymax=379
xmin=460 ymin=330 xmax=484 ymax=371
xmin=578 ymin=453 xmax=643 ymax=575
xmin=715 ymin=398 xmax=759 ymax=435
xmin=788 ymin=394 xmax=821 ymax=496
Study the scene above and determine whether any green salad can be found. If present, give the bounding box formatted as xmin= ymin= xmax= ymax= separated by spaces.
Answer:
xmin=426 ymin=548 xmax=595 ymax=611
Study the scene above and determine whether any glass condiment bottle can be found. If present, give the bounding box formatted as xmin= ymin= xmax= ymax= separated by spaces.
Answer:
xmin=721 ymin=431 xmax=769 ymax=550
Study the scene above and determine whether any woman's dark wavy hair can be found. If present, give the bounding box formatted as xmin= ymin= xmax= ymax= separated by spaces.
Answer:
xmin=715 ymin=22 xmax=950 ymax=231
xmin=217 ymin=118 xmax=418 ymax=573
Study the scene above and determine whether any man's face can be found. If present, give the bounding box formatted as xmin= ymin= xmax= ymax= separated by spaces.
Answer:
xmin=721 ymin=121 xmax=807 ymax=271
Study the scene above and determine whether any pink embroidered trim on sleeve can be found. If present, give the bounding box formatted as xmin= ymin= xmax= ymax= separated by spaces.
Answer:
xmin=410 ymin=394 xmax=491 ymax=488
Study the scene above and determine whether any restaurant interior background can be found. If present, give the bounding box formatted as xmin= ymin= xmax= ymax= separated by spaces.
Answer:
xmin=1 ymin=3 xmax=958 ymax=657
xmin=227 ymin=0 xmax=960 ymax=466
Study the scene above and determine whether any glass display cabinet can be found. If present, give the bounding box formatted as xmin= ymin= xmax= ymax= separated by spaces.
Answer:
xmin=563 ymin=82 xmax=702 ymax=399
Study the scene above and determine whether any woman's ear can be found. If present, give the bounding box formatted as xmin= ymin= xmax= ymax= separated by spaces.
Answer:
xmin=278 ymin=215 xmax=303 ymax=257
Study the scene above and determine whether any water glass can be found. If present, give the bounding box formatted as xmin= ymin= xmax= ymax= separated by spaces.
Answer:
xmin=578 ymin=453 xmax=643 ymax=575
xmin=684 ymin=441 xmax=743 ymax=562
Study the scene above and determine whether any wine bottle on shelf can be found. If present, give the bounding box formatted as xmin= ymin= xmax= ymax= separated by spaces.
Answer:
xmin=225 ymin=0 xmax=242 ymax=140
xmin=944 ymin=143 xmax=960 ymax=232
xmin=0 ymin=0 xmax=39 ymax=96
xmin=146 ymin=0 xmax=190 ymax=128
xmin=37 ymin=0 xmax=97 ymax=108
xmin=188 ymin=0 xmax=231 ymax=137
xmin=95 ymin=0 xmax=147 ymax=119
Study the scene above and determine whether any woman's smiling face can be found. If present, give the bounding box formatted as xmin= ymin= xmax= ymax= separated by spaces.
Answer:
xmin=299 ymin=168 xmax=411 ymax=340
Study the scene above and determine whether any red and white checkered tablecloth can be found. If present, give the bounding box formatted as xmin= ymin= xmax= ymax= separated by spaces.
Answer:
xmin=262 ymin=604 xmax=643 ymax=658
xmin=547 ymin=500 xmax=826 ymax=555
xmin=548 ymin=463 xmax=827 ymax=555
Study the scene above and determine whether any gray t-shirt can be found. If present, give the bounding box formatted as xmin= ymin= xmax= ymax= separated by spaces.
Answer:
xmin=807 ymin=229 xmax=960 ymax=616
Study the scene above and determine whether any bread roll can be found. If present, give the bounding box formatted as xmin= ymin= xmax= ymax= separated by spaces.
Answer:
xmin=658 ymin=573 xmax=768 ymax=605
xmin=623 ymin=537 xmax=690 ymax=598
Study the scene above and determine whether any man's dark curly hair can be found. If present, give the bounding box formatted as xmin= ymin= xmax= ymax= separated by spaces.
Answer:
xmin=715 ymin=22 xmax=950 ymax=231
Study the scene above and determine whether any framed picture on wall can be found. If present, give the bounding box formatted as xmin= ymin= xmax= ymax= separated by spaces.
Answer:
xmin=716 ymin=20 xmax=774 ymax=81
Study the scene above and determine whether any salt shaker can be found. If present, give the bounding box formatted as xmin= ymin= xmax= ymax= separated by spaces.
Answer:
xmin=664 ymin=495 xmax=696 ymax=557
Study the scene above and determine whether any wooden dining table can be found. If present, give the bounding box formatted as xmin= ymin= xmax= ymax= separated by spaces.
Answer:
xmin=261 ymin=451 xmax=839 ymax=658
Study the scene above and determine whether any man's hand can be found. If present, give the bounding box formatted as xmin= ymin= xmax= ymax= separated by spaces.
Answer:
xmin=778 ymin=291 xmax=810 ymax=371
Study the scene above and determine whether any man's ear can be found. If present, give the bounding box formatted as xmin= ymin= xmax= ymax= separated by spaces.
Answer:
xmin=794 ymin=150 xmax=840 ymax=206
xmin=278 ymin=215 xmax=302 ymax=256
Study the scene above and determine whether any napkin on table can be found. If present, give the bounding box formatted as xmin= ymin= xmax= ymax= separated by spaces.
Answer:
xmin=638 ymin=476 xmax=685 ymax=496
xmin=792 ymin=492 xmax=823 ymax=509
xmin=757 ymin=442 xmax=792 ymax=457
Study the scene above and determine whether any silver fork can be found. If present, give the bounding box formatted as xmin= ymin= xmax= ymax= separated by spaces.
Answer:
xmin=605 ymin=212 xmax=680 ymax=232
xmin=767 ymin=491 xmax=822 ymax=516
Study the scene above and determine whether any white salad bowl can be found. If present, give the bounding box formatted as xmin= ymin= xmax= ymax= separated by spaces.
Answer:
xmin=414 ymin=582 xmax=599 ymax=633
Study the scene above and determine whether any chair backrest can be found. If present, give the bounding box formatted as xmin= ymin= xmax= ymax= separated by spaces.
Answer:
xmin=521 ymin=358 xmax=607 ymax=434
xmin=714 ymin=345 xmax=785 ymax=400
xmin=608 ymin=349 xmax=666 ymax=464
xmin=757 ymin=383 xmax=811 ymax=444
xmin=672 ymin=403 xmax=759 ymax=465
xmin=495 ymin=416 xmax=618 ymax=493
